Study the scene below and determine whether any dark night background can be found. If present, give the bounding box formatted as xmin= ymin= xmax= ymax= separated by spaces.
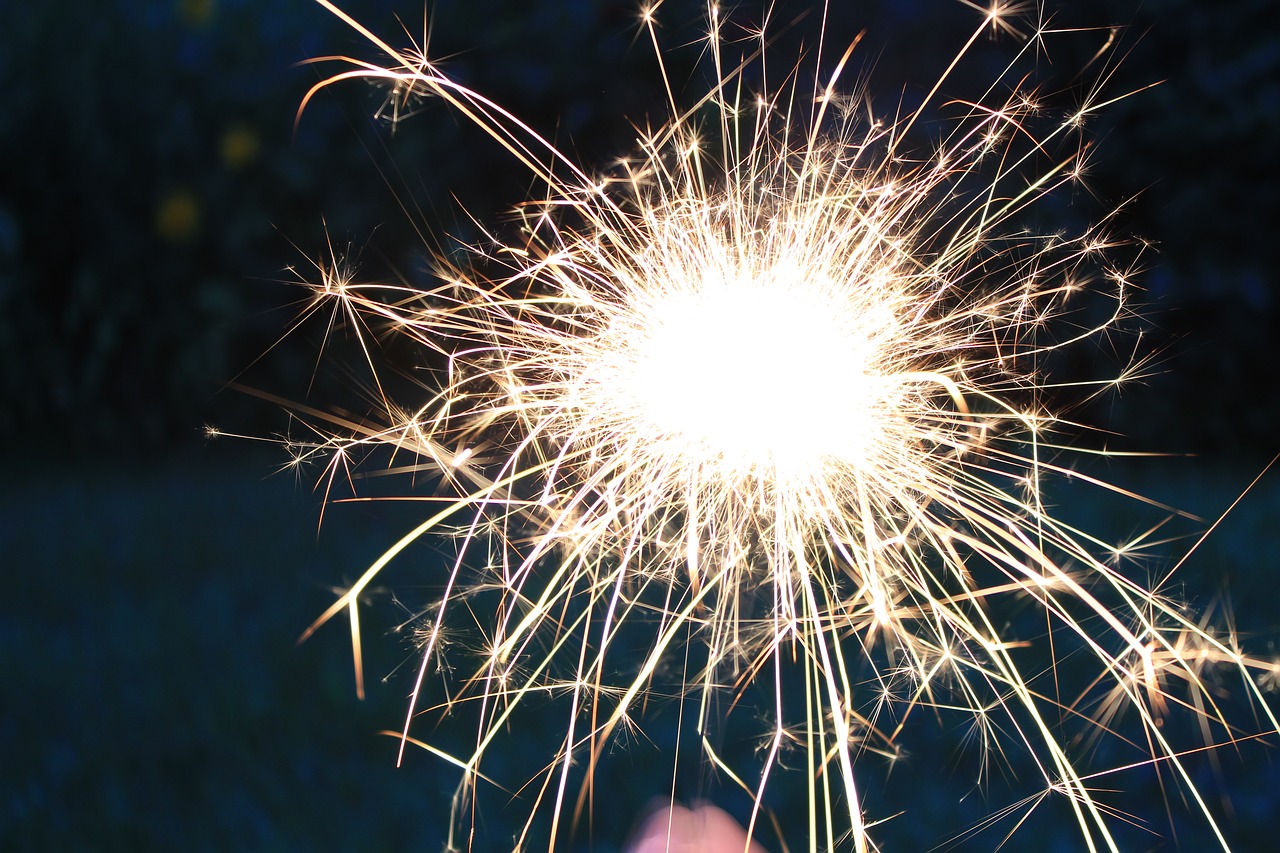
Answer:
xmin=2 ymin=0 xmax=1278 ymax=850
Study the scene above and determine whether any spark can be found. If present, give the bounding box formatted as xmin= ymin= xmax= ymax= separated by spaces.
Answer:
xmin=269 ymin=1 xmax=1278 ymax=851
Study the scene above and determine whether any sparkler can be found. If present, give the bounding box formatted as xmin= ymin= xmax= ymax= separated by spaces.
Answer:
xmin=269 ymin=1 xmax=1279 ymax=850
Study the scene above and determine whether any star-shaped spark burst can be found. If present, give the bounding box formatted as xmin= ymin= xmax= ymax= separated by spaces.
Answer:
xmin=252 ymin=1 xmax=1280 ymax=850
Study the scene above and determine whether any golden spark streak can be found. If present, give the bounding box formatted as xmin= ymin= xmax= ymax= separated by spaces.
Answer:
xmin=269 ymin=2 xmax=1279 ymax=850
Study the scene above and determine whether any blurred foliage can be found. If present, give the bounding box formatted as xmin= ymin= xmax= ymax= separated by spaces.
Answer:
xmin=0 ymin=0 xmax=657 ymax=460
xmin=1 ymin=0 xmax=1276 ymax=459
xmin=1 ymin=0 xmax=322 ymax=452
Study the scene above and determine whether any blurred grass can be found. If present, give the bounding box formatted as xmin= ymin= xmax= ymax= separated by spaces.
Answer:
xmin=1 ymin=449 xmax=1277 ymax=851
xmin=0 ymin=450 xmax=454 ymax=852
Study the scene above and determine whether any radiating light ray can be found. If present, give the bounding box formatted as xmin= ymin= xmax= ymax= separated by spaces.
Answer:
xmin=264 ymin=2 xmax=1279 ymax=850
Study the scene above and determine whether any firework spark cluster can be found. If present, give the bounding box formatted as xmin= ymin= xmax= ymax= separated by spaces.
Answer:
xmin=269 ymin=1 xmax=1278 ymax=850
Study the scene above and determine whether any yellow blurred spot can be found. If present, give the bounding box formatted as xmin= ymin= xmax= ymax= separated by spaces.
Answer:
xmin=155 ymin=189 xmax=201 ymax=243
xmin=220 ymin=125 xmax=260 ymax=170
xmin=178 ymin=0 xmax=216 ymax=27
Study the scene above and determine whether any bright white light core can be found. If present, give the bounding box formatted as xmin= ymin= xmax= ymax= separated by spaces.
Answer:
xmin=610 ymin=262 xmax=895 ymax=476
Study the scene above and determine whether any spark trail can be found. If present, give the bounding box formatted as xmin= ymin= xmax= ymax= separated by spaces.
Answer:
xmin=267 ymin=1 xmax=1279 ymax=850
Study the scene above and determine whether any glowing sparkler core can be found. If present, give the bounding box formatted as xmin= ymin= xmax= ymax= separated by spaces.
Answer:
xmin=591 ymin=256 xmax=893 ymax=477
